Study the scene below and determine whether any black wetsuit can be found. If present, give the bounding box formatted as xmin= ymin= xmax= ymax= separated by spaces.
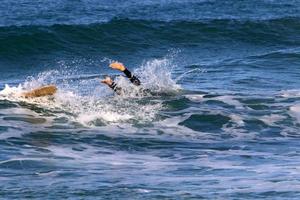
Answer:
xmin=109 ymin=68 xmax=141 ymax=94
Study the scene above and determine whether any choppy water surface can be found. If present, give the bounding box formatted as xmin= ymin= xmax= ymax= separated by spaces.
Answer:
xmin=1 ymin=0 xmax=300 ymax=199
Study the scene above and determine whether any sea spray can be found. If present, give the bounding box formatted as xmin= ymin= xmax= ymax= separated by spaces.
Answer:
xmin=135 ymin=57 xmax=181 ymax=93
xmin=0 ymin=56 xmax=181 ymax=126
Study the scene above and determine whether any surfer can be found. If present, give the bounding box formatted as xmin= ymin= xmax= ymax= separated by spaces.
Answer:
xmin=101 ymin=62 xmax=141 ymax=95
xmin=21 ymin=62 xmax=138 ymax=98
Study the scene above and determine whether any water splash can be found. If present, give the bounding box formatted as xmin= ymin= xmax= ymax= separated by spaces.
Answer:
xmin=0 ymin=56 xmax=180 ymax=126
xmin=175 ymin=68 xmax=207 ymax=83
xmin=135 ymin=57 xmax=181 ymax=93
xmin=23 ymin=70 xmax=60 ymax=90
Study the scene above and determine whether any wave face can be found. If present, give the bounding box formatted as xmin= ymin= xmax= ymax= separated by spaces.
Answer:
xmin=1 ymin=17 xmax=300 ymax=58
xmin=1 ymin=0 xmax=300 ymax=26
xmin=1 ymin=1 xmax=300 ymax=199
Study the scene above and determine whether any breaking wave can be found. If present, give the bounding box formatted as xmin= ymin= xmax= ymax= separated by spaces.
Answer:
xmin=0 ymin=56 xmax=181 ymax=126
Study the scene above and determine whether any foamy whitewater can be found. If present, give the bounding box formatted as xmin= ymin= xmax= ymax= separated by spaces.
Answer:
xmin=0 ymin=57 xmax=181 ymax=127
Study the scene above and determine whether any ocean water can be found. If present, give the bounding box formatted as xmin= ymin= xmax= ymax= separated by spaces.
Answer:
xmin=1 ymin=0 xmax=300 ymax=199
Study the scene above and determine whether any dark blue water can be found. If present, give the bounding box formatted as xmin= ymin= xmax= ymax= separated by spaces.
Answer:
xmin=1 ymin=0 xmax=300 ymax=199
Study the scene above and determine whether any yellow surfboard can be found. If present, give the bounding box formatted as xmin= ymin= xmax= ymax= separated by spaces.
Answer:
xmin=22 ymin=85 xmax=57 ymax=98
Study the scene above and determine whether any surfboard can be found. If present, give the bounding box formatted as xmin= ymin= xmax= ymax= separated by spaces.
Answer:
xmin=22 ymin=85 xmax=57 ymax=98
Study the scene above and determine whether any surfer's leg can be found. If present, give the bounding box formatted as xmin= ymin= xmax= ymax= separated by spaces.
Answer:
xmin=21 ymin=85 xmax=57 ymax=98
xmin=109 ymin=62 xmax=141 ymax=86
xmin=101 ymin=76 xmax=122 ymax=95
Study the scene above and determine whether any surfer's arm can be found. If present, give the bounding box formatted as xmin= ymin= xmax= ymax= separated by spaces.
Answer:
xmin=123 ymin=68 xmax=141 ymax=86
xmin=109 ymin=81 xmax=122 ymax=95
xmin=101 ymin=77 xmax=122 ymax=95
xmin=109 ymin=62 xmax=141 ymax=86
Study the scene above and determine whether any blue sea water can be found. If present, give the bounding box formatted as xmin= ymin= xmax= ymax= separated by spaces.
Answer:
xmin=1 ymin=0 xmax=300 ymax=199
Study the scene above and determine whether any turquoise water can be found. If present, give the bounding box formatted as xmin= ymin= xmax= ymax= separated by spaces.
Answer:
xmin=1 ymin=1 xmax=300 ymax=199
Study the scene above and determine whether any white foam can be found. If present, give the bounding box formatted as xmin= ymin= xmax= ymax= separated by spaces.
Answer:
xmin=0 ymin=84 xmax=24 ymax=97
xmin=289 ymin=104 xmax=300 ymax=124
xmin=260 ymin=114 xmax=286 ymax=126
xmin=77 ymin=111 xmax=133 ymax=126
xmin=185 ymin=94 xmax=206 ymax=102
xmin=229 ymin=114 xmax=245 ymax=126
xmin=279 ymin=89 xmax=300 ymax=98
xmin=185 ymin=94 xmax=247 ymax=110
xmin=213 ymin=95 xmax=244 ymax=109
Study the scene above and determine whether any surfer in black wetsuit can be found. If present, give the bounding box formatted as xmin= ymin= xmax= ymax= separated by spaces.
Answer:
xmin=101 ymin=62 xmax=141 ymax=95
